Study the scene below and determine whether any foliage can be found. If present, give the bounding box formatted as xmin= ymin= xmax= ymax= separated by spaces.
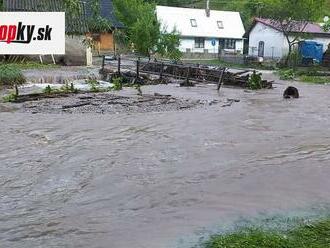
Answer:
xmin=204 ymin=218 xmax=330 ymax=248
xmin=113 ymin=0 xmax=181 ymax=59
xmin=248 ymin=71 xmax=263 ymax=89
xmin=157 ymin=28 xmax=182 ymax=61
xmin=152 ymin=0 xmax=330 ymax=29
xmin=299 ymin=75 xmax=330 ymax=84
xmin=2 ymin=92 xmax=18 ymax=103
xmin=87 ymin=0 xmax=113 ymax=32
xmin=0 ymin=61 xmax=59 ymax=70
xmin=87 ymin=79 xmax=102 ymax=92
xmin=278 ymin=69 xmax=296 ymax=80
xmin=259 ymin=0 xmax=325 ymax=66
xmin=323 ymin=19 xmax=330 ymax=32
xmin=60 ymin=82 xmax=77 ymax=93
xmin=111 ymin=77 xmax=123 ymax=91
xmin=278 ymin=66 xmax=329 ymax=82
xmin=43 ymin=85 xmax=53 ymax=94
xmin=0 ymin=64 xmax=26 ymax=87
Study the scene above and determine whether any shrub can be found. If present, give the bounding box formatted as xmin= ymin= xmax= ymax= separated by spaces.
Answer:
xmin=278 ymin=69 xmax=296 ymax=80
xmin=248 ymin=71 xmax=263 ymax=90
xmin=0 ymin=64 xmax=26 ymax=87
xmin=111 ymin=77 xmax=123 ymax=91
xmin=43 ymin=85 xmax=53 ymax=94
xmin=0 ymin=64 xmax=26 ymax=96
xmin=2 ymin=92 xmax=17 ymax=102
xmin=60 ymin=82 xmax=78 ymax=93
xmin=87 ymin=79 xmax=102 ymax=92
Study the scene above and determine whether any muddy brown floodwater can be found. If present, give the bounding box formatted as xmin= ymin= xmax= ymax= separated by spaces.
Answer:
xmin=1 ymin=72 xmax=330 ymax=248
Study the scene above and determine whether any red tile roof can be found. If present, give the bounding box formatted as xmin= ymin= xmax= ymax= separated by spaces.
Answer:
xmin=255 ymin=17 xmax=330 ymax=36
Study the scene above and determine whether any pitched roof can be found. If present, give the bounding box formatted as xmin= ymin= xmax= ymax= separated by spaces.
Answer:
xmin=84 ymin=0 xmax=125 ymax=29
xmin=3 ymin=0 xmax=88 ymax=34
xmin=253 ymin=17 xmax=330 ymax=36
xmin=156 ymin=6 xmax=245 ymax=39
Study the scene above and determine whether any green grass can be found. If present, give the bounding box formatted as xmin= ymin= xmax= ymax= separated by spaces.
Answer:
xmin=0 ymin=64 xmax=26 ymax=86
xmin=299 ymin=76 xmax=330 ymax=84
xmin=204 ymin=218 xmax=330 ymax=248
xmin=277 ymin=68 xmax=330 ymax=84
xmin=0 ymin=62 xmax=59 ymax=70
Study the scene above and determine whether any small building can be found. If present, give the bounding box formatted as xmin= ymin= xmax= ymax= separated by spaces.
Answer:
xmin=3 ymin=0 xmax=92 ymax=66
xmin=156 ymin=6 xmax=245 ymax=57
xmin=247 ymin=18 xmax=330 ymax=60
xmin=85 ymin=0 xmax=125 ymax=55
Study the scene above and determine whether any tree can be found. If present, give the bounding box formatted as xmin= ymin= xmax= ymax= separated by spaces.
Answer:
xmin=113 ymin=0 xmax=181 ymax=60
xmin=157 ymin=28 xmax=182 ymax=61
xmin=86 ymin=0 xmax=113 ymax=33
xmin=323 ymin=17 xmax=330 ymax=32
xmin=260 ymin=0 xmax=325 ymax=66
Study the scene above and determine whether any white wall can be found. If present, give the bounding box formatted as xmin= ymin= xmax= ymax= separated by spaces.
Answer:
xmin=249 ymin=22 xmax=330 ymax=59
xmin=248 ymin=22 xmax=287 ymax=59
xmin=310 ymin=37 xmax=330 ymax=52
xmin=180 ymin=37 xmax=244 ymax=54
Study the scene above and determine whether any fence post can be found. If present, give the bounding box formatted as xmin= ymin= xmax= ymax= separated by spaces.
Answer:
xmin=101 ymin=56 xmax=105 ymax=71
xmin=160 ymin=62 xmax=164 ymax=80
xmin=136 ymin=58 xmax=140 ymax=80
xmin=186 ymin=67 xmax=190 ymax=85
xmin=117 ymin=55 xmax=121 ymax=75
xmin=217 ymin=67 xmax=226 ymax=91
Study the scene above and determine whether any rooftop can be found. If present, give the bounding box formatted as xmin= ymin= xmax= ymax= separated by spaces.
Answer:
xmin=156 ymin=6 xmax=245 ymax=39
xmin=254 ymin=17 xmax=330 ymax=36
xmin=3 ymin=0 xmax=88 ymax=34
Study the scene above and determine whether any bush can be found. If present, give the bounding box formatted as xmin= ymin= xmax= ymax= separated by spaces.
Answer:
xmin=111 ymin=77 xmax=123 ymax=91
xmin=278 ymin=69 xmax=296 ymax=80
xmin=248 ymin=71 xmax=263 ymax=90
xmin=0 ymin=64 xmax=26 ymax=87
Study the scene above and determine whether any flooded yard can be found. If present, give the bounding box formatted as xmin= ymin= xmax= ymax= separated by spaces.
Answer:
xmin=1 ymin=72 xmax=330 ymax=248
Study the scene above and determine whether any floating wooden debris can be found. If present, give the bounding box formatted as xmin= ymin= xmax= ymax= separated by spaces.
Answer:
xmin=101 ymin=57 xmax=273 ymax=89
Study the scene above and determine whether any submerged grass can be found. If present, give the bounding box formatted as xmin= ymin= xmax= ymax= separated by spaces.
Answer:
xmin=204 ymin=218 xmax=330 ymax=248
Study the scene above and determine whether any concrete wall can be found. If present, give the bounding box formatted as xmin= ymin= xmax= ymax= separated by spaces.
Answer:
xmin=179 ymin=37 xmax=244 ymax=54
xmin=61 ymin=35 xmax=92 ymax=66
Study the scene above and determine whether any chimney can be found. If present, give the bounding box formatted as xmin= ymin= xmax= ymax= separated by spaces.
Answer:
xmin=206 ymin=0 xmax=210 ymax=17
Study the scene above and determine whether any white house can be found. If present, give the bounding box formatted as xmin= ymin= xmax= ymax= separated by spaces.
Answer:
xmin=156 ymin=6 xmax=245 ymax=55
xmin=247 ymin=18 xmax=330 ymax=59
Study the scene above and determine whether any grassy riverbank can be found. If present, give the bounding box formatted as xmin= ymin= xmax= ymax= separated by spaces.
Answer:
xmin=204 ymin=218 xmax=330 ymax=248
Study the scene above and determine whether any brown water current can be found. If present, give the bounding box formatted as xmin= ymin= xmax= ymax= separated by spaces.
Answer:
xmin=1 ymin=73 xmax=330 ymax=247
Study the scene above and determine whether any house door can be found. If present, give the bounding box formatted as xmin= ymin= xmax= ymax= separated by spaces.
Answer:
xmin=258 ymin=41 xmax=265 ymax=57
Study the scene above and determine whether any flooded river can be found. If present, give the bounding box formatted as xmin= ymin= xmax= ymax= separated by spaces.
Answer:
xmin=1 ymin=74 xmax=330 ymax=247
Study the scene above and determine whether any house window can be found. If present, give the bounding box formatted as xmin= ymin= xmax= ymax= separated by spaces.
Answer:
xmin=194 ymin=37 xmax=205 ymax=48
xmin=224 ymin=39 xmax=236 ymax=49
xmin=190 ymin=19 xmax=197 ymax=27
xmin=217 ymin=21 xmax=224 ymax=29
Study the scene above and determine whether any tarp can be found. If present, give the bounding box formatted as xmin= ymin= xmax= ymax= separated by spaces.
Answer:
xmin=299 ymin=41 xmax=324 ymax=63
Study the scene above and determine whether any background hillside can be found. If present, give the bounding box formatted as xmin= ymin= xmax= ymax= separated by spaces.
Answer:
xmin=149 ymin=0 xmax=330 ymax=28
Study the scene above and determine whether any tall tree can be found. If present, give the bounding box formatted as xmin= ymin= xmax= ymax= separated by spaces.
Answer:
xmin=260 ymin=0 xmax=325 ymax=65
xmin=114 ymin=0 xmax=181 ymax=59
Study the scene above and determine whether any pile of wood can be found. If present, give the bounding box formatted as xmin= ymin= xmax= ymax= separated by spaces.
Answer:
xmin=100 ymin=57 xmax=273 ymax=89
xmin=139 ymin=61 xmax=273 ymax=89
